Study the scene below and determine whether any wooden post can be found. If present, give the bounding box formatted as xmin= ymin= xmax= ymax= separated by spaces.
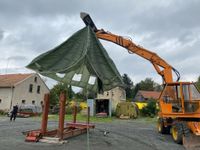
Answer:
xmin=87 ymin=106 xmax=90 ymax=124
xmin=73 ymin=105 xmax=77 ymax=123
xmin=57 ymin=92 xmax=66 ymax=140
xmin=41 ymin=93 xmax=50 ymax=135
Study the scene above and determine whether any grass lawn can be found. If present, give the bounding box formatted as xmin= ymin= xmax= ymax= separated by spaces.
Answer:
xmin=31 ymin=113 xmax=158 ymax=124
xmin=33 ymin=113 xmax=114 ymax=123
xmin=136 ymin=116 xmax=157 ymax=124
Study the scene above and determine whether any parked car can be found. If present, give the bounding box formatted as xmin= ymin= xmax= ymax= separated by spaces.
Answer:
xmin=8 ymin=104 xmax=42 ymax=118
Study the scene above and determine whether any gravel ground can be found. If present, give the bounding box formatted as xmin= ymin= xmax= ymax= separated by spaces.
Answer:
xmin=0 ymin=116 xmax=186 ymax=150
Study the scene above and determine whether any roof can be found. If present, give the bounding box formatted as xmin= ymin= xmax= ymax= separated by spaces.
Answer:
xmin=137 ymin=90 xmax=161 ymax=100
xmin=0 ymin=74 xmax=33 ymax=87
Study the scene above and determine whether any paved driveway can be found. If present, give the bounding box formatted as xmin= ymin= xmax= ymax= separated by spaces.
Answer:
xmin=0 ymin=117 xmax=185 ymax=150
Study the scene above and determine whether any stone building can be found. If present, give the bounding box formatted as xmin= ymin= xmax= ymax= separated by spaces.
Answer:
xmin=96 ymin=86 xmax=126 ymax=111
xmin=0 ymin=73 xmax=49 ymax=111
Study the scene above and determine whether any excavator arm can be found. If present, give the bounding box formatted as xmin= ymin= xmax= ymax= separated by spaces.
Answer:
xmin=80 ymin=13 xmax=200 ymax=148
xmin=80 ymin=12 xmax=180 ymax=83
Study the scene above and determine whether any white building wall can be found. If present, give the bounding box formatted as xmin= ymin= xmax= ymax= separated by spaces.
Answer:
xmin=12 ymin=74 xmax=50 ymax=108
xmin=97 ymin=87 xmax=126 ymax=110
xmin=0 ymin=88 xmax=13 ymax=111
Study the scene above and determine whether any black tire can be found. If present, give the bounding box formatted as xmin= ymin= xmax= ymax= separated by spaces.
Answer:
xmin=181 ymin=122 xmax=190 ymax=137
xmin=157 ymin=118 xmax=170 ymax=134
xmin=171 ymin=122 xmax=189 ymax=144
xmin=165 ymin=125 xmax=171 ymax=134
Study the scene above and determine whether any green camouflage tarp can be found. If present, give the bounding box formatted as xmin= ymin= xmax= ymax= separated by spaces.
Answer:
xmin=27 ymin=26 xmax=124 ymax=92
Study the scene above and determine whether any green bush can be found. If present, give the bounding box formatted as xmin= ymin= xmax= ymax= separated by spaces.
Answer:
xmin=0 ymin=110 xmax=7 ymax=115
xmin=65 ymin=106 xmax=81 ymax=115
xmin=65 ymin=106 xmax=73 ymax=114
xmin=111 ymin=110 xmax=116 ymax=116
xmin=140 ymin=100 xmax=158 ymax=117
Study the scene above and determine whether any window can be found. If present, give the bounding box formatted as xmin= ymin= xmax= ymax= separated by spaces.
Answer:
xmin=0 ymin=99 xmax=2 ymax=103
xmin=182 ymin=85 xmax=190 ymax=101
xmin=37 ymin=85 xmax=41 ymax=94
xmin=107 ymin=92 xmax=109 ymax=96
xmin=190 ymin=84 xmax=200 ymax=100
xmin=34 ymin=77 xmax=37 ymax=83
xmin=32 ymin=100 xmax=35 ymax=105
xmin=162 ymin=85 xmax=181 ymax=102
xmin=29 ymin=84 xmax=33 ymax=93
xmin=22 ymin=100 xmax=26 ymax=104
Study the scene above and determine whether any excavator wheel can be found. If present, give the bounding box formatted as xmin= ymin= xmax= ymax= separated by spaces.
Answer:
xmin=171 ymin=122 xmax=189 ymax=144
xmin=157 ymin=118 xmax=170 ymax=134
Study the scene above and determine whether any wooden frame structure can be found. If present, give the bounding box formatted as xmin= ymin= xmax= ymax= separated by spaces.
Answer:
xmin=25 ymin=93 xmax=95 ymax=142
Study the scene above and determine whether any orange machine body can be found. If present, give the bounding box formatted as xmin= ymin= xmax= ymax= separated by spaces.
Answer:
xmin=80 ymin=12 xmax=200 ymax=145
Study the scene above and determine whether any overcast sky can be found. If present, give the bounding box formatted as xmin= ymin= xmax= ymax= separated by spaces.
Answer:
xmin=0 ymin=0 xmax=200 ymax=88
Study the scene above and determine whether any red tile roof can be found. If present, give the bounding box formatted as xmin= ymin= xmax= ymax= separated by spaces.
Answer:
xmin=0 ymin=74 xmax=33 ymax=87
xmin=138 ymin=90 xmax=161 ymax=100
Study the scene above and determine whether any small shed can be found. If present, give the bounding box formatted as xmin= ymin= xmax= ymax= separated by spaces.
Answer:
xmin=87 ymin=99 xmax=112 ymax=117
xmin=96 ymin=87 xmax=126 ymax=111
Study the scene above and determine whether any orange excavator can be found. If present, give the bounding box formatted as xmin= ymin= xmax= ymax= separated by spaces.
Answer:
xmin=81 ymin=12 xmax=200 ymax=147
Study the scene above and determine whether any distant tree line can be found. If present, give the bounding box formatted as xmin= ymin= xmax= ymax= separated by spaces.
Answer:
xmin=50 ymin=82 xmax=74 ymax=106
xmin=122 ymin=73 xmax=162 ymax=99
xmin=122 ymin=74 xmax=200 ymax=99
xmin=49 ymin=74 xmax=200 ymax=105
xmin=196 ymin=76 xmax=200 ymax=90
xmin=50 ymin=82 xmax=96 ymax=105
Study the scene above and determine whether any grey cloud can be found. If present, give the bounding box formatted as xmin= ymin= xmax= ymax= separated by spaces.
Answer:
xmin=0 ymin=30 xmax=4 ymax=40
xmin=0 ymin=0 xmax=199 ymax=86
xmin=122 ymin=0 xmax=200 ymax=57
xmin=7 ymin=56 xmax=28 ymax=61
xmin=0 ymin=67 xmax=31 ymax=75
xmin=129 ymin=1 xmax=200 ymax=32
xmin=0 ymin=0 xmax=83 ymax=18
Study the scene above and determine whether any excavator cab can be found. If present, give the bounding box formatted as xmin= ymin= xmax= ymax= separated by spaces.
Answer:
xmin=159 ymin=82 xmax=200 ymax=118
xmin=158 ymin=82 xmax=200 ymax=147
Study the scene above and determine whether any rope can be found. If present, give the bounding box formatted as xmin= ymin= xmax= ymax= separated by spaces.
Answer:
xmin=85 ymin=90 xmax=90 ymax=150
xmin=86 ymin=125 xmax=90 ymax=150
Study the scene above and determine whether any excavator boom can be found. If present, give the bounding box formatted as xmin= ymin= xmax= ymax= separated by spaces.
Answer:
xmin=80 ymin=12 xmax=180 ymax=83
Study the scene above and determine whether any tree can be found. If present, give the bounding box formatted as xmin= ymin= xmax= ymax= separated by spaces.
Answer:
xmin=133 ymin=78 xmax=162 ymax=97
xmin=154 ymin=83 xmax=163 ymax=91
xmin=74 ymin=88 xmax=96 ymax=100
xmin=122 ymin=74 xmax=134 ymax=99
xmin=196 ymin=76 xmax=200 ymax=90
xmin=50 ymin=82 xmax=74 ymax=106
xmin=74 ymin=90 xmax=84 ymax=100
xmin=138 ymin=78 xmax=155 ymax=91
xmin=68 ymin=85 xmax=74 ymax=99
xmin=141 ymin=99 xmax=158 ymax=117
xmin=133 ymin=83 xmax=140 ymax=97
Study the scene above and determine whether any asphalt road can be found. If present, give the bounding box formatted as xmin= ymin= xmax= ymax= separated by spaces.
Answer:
xmin=0 ymin=116 xmax=186 ymax=150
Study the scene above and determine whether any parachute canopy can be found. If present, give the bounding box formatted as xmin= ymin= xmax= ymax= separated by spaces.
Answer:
xmin=27 ymin=26 xmax=124 ymax=92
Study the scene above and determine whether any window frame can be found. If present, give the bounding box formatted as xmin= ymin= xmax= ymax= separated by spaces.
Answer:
xmin=22 ymin=100 xmax=26 ymax=104
xmin=32 ymin=100 xmax=35 ymax=105
xmin=29 ymin=84 xmax=33 ymax=93
xmin=37 ymin=85 xmax=41 ymax=94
